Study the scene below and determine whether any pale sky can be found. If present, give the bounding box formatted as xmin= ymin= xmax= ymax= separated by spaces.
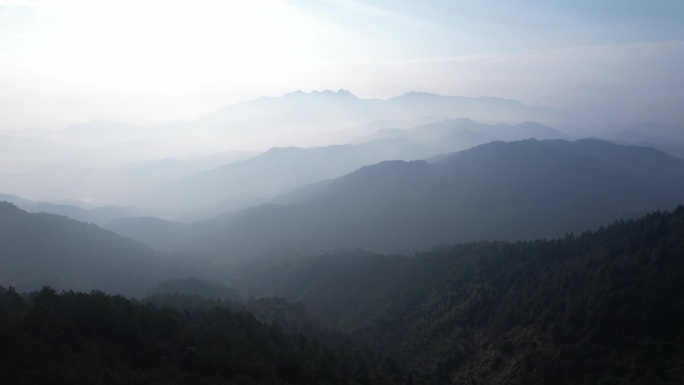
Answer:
xmin=1 ymin=0 xmax=683 ymax=130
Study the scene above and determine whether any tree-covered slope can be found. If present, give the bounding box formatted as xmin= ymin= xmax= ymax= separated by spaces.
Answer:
xmin=234 ymin=205 xmax=684 ymax=384
xmin=0 ymin=287 xmax=391 ymax=385
xmin=3 ymin=203 xmax=684 ymax=384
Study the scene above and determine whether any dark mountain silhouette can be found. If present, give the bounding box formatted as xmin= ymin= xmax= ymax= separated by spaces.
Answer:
xmin=0 ymin=287 xmax=387 ymax=385
xmin=0 ymin=202 xmax=184 ymax=296
xmin=112 ymin=139 xmax=684 ymax=258
xmin=544 ymin=138 xmax=684 ymax=200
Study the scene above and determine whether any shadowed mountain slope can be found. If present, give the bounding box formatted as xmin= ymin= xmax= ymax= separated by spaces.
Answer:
xmin=0 ymin=202 xmax=185 ymax=296
xmin=231 ymin=205 xmax=684 ymax=384
xmin=111 ymin=139 xmax=684 ymax=258
xmin=147 ymin=137 xmax=434 ymax=217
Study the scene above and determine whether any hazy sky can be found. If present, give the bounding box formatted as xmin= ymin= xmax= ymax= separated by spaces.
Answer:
xmin=1 ymin=0 xmax=683 ymax=130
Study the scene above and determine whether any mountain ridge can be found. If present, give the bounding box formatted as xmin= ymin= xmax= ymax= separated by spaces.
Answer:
xmin=108 ymin=139 xmax=684 ymax=258
xmin=0 ymin=202 xmax=184 ymax=296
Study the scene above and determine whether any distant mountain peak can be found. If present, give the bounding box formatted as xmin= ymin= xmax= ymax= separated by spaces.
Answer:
xmin=283 ymin=89 xmax=357 ymax=99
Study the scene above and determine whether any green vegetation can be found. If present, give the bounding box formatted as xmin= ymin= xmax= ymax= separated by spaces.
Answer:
xmin=0 ymin=287 xmax=393 ymax=385
xmin=2 ymin=200 xmax=684 ymax=384
xmin=235 ymin=206 xmax=684 ymax=384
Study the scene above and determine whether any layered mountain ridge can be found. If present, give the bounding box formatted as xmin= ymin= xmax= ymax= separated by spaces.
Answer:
xmin=107 ymin=139 xmax=684 ymax=258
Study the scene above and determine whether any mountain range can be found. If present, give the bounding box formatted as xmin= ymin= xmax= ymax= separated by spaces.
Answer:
xmin=230 ymin=205 xmax=684 ymax=384
xmin=0 ymin=202 xmax=186 ymax=296
xmin=106 ymin=139 xmax=684 ymax=258
xmin=1 ymin=116 xmax=575 ymax=218
xmin=3 ymin=197 xmax=684 ymax=384
xmin=0 ymin=193 xmax=150 ymax=226
xmin=2 ymin=90 xmax=683 ymax=220
xmin=3 ymin=80 xmax=684 ymax=385
xmin=2 ymin=90 xmax=577 ymax=165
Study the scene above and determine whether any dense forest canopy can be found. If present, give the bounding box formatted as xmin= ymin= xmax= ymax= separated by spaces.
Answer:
xmin=2 ymin=205 xmax=683 ymax=384
xmin=229 ymin=205 xmax=684 ymax=384
xmin=0 ymin=286 xmax=396 ymax=385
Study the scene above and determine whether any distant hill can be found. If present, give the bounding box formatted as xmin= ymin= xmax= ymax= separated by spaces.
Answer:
xmin=146 ymin=137 xmax=435 ymax=217
xmin=142 ymin=89 xmax=584 ymax=154
xmin=0 ymin=153 xmax=256 ymax=215
xmin=105 ymin=216 xmax=191 ymax=251
xmin=114 ymin=139 xmax=684 ymax=257
xmin=0 ymin=202 xmax=185 ymax=296
xmin=351 ymin=117 xmax=571 ymax=151
xmin=190 ymin=89 xmax=575 ymax=138
xmin=0 ymin=90 xmax=589 ymax=211
xmin=385 ymin=92 xmax=576 ymax=126
xmin=0 ymin=193 xmax=149 ymax=226
xmin=609 ymin=121 xmax=684 ymax=158
xmin=138 ymin=119 xmax=571 ymax=218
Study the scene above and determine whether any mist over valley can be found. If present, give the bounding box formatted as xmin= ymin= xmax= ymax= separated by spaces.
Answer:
xmin=2 ymin=1 xmax=684 ymax=383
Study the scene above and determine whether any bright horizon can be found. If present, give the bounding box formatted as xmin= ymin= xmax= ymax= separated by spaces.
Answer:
xmin=1 ymin=0 xmax=684 ymax=130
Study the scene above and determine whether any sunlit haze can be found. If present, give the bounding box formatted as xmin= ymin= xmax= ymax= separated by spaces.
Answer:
xmin=1 ymin=0 xmax=683 ymax=130
xmin=3 ymin=3 xmax=684 ymax=382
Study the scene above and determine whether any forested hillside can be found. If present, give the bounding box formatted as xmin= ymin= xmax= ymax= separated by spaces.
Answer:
xmin=2 ymin=202 xmax=683 ymax=384
xmin=0 ymin=287 xmax=391 ymax=385
xmin=233 ymin=205 xmax=684 ymax=384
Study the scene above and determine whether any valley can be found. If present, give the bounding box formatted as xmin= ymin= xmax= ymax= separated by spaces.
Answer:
xmin=2 ymin=87 xmax=684 ymax=385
